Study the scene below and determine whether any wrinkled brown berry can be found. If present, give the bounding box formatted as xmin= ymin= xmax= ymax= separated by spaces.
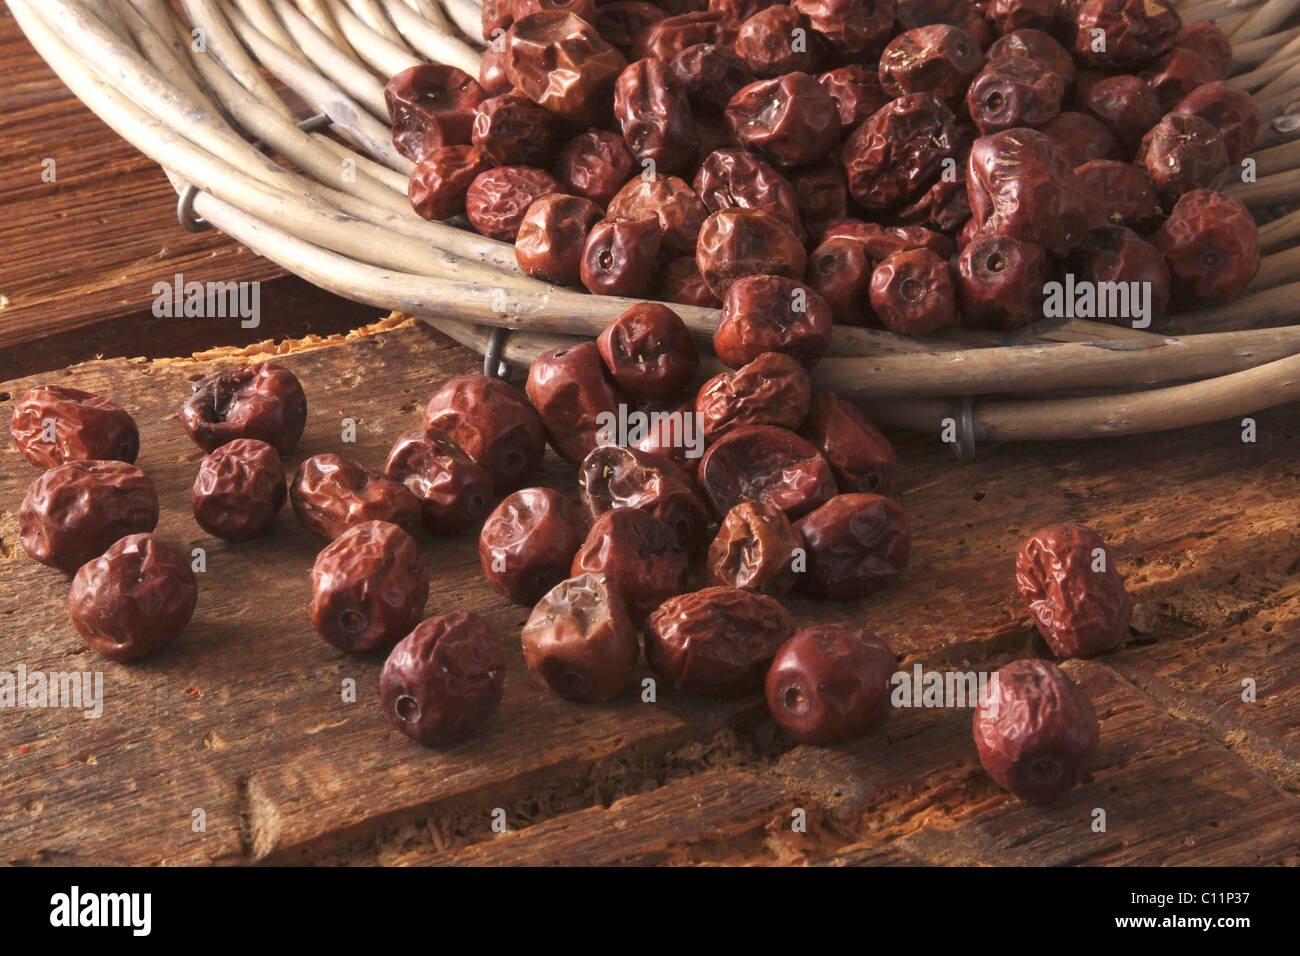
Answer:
xmin=707 ymin=499 xmax=801 ymax=594
xmin=381 ymin=612 xmax=505 ymax=745
xmin=12 ymin=385 xmax=139 ymax=469
xmin=794 ymin=493 xmax=910 ymax=599
xmin=644 ymin=586 xmax=794 ymax=694
xmin=479 ymin=487 xmax=587 ymax=605
xmin=766 ymin=624 xmax=895 ymax=744
xmin=522 ymin=572 xmax=639 ymax=701
xmin=21 ymin=460 xmax=159 ymax=574
xmin=974 ymin=658 xmax=1099 ymax=803
xmin=68 ymin=533 xmax=198 ymax=663
xmin=191 ymin=438 xmax=286 ymax=542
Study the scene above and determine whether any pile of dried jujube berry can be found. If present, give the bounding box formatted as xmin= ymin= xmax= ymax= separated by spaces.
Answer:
xmin=11 ymin=320 xmax=1130 ymax=804
xmin=393 ymin=0 xmax=1260 ymax=333
xmin=22 ymin=0 xmax=1252 ymax=807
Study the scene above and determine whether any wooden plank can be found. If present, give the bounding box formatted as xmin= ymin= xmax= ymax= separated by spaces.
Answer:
xmin=0 ymin=8 xmax=363 ymax=374
xmin=890 ymin=661 xmax=1300 ymax=866
xmin=0 ymin=321 xmax=769 ymax=865
xmin=401 ymin=770 xmax=792 ymax=866
xmin=1108 ymin=586 xmax=1300 ymax=788
xmin=1 ymin=321 xmax=1298 ymax=865
xmin=778 ymin=660 xmax=1299 ymax=866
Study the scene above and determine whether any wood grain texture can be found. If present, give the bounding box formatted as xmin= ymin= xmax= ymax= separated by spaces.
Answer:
xmin=0 ymin=9 xmax=366 ymax=377
xmin=0 ymin=320 xmax=1296 ymax=866
xmin=403 ymin=770 xmax=792 ymax=866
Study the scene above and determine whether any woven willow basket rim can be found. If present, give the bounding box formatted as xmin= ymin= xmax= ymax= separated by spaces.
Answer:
xmin=10 ymin=0 xmax=1300 ymax=448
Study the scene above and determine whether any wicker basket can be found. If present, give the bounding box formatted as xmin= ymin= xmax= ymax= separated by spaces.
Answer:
xmin=10 ymin=0 xmax=1300 ymax=455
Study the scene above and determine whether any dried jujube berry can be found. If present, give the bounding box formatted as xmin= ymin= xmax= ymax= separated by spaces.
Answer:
xmin=471 ymin=92 xmax=557 ymax=167
xmin=706 ymin=499 xmax=801 ymax=595
xmin=614 ymin=57 xmax=700 ymax=175
xmin=598 ymin=3 xmax=667 ymax=55
xmin=794 ymin=493 xmax=910 ymax=600
xmin=465 ymin=165 xmax=563 ymax=241
xmin=1069 ymin=227 xmax=1171 ymax=326
xmin=633 ymin=396 xmax=704 ymax=477
xmin=504 ymin=12 xmax=627 ymax=125
xmin=798 ymin=393 xmax=897 ymax=495
xmin=697 ymin=424 xmax=837 ymax=519
xmin=1175 ymin=19 xmax=1232 ymax=80
xmin=792 ymin=0 xmax=897 ymax=58
xmin=1172 ymin=81 xmax=1261 ymax=166
xmin=423 ymin=375 xmax=546 ymax=494
xmin=571 ymin=507 xmax=689 ymax=622
xmin=12 ymin=385 xmax=139 ymax=469
xmin=1071 ymin=0 xmax=1181 ymax=72
xmin=635 ymin=10 xmax=726 ymax=62
xmin=957 ymin=233 xmax=1049 ymax=331
xmin=522 ymin=572 xmax=639 ymax=701
xmin=765 ymin=624 xmax=896 ymax=744
xmin=987 ymin=29 xmax=1075 ymax=86
xmin=988 ymin=0 xmax=1058 ymax=33
xmin=309 ymin=521 xmax=428 ymax=654
xmin=381 ymin=612 xmax=505 ymax=746
xmin=843 ymin=93 xmax=958 ymax=212
xmin=191 ymin=438 xmax=286 ymax=542
xmin=526 ymin=342 xmax=628 ymax=464
xmin=869 ymin=248 xmax=956 ymax=336
xmin=725 ymin=73 xmax=842 ymax=168
xmin=290 ymin=454 xmax=422 ymax=541
xmin=479 ymin=43 xmax=513 ymax=96
xmin=658 ymin=256 xmax=722 ymax=308
xmin=1073 ymin=159 xmax=1161 ymax=231
xmin=818 ymin=65 xmax=889 ymax=130
xmin=512 ymin=0 xmax=598 ymax=26
xmin=409 ymin=145 xmax=493 ymax=220
xmin=695 ymin=352 xmax=811 ymax=440
xmin=1081 ymin=74 xmax=1162 ymax=152
xmin=596 ymin=302 xmax=699 ymax=400
xmin=879 ymin=25 xmax=984 ymax=106
xmin=1135 ymin=112 xmax=1229 ymax=210
xmin=1143 ymin=48 xmax=1218 ymax=112
xmin=897 ymin=170 xmax=972 ymax=234
xmin=553 ymin=129 xmax=637 ymax=207
xmin=693 ymin=149 xmax=804 ymax=238
xmin=581 ymin=216 xmax=663 ymax=297
xmin=20 ymin=460 xmax=159 ymax=574
xmin=68 ymin=533 xmax=199 ymax=663
xmin=734 ymin=4 xmax=819 ymax=77
xmin=806 ymin=237 xmax=874 ymax=324
xmin=385 ymin=64 xmax=486 ymax=163
xmin=1016 ymin=522 xmax=1131 ymax=658
xmin=178 ymin=362 xmax=307 ymax=455
xmin=822 ymin=220 xmax=954 ymax=261
xmin=967 ymin=56 xmax=1065 ymax=134
xmin=515 ymin=193 xmax=603 ymax=285
xmin=1039 ymin=112 xmax=1120 ymax=167
xmin=714 ymin=275 xmax=833 ymax=369
xmin=973 ymin=658 xmax=1099 ymax=803
xmin=671 ymin=43 xmax=756 ymax=114
xmin=967 ymin=127 xmax=1088 ymax=257
xmin=1157 ymin=189 xmax=1260 ymax=307
xmin=578 ymin=444 xmax=711 ymax=554
xmin=695 ymin=208 xmax=808 ymax=297
xmin=384 ymin=431 xmax=493 ymax=536
xmin=606 ymin=174 xmax=708 ymax=255
xmin=644 ymin=586 xmax=794 ymax=695
xmin=479 ymin=487 xmax=587 ymax=605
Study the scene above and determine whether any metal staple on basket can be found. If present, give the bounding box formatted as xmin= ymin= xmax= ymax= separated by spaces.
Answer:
xmin=9 ymin=0 xmax=1300 ymax=454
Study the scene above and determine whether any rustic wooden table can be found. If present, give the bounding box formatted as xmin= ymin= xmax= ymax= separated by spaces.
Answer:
xmin=1 ymin=9 xmax=1296 ymax=866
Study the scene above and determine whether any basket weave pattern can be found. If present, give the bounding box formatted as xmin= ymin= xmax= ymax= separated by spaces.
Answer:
xmin=10 ymin=0 xmax=1300 ymax=446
